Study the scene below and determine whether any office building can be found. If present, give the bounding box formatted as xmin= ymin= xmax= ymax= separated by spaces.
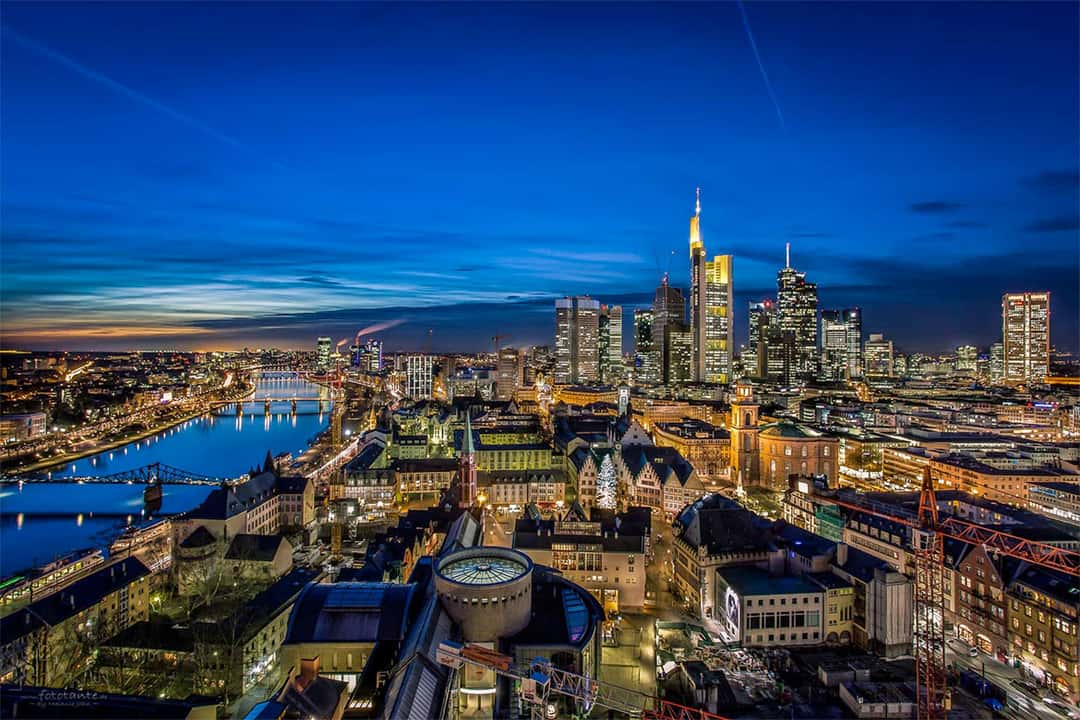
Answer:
xmin=1002 ymin=292 xmax=1050 ymax=383
xmin=864 ymin=333 xmax=894 ymax=378
xmin=665 ymin=321 xmax=693 ymax=385
xmin=315 ymin=336 xmax=332 ymax=373
xmin=990 ymin=342 xmax=1005 ymax=383
xmin=598 ymin=304 xmax=623 ymax=384
xmin=776 ymin=244 xmax=819 ymax=381
xmin=745 ymin=300 xmax=776 ymax=379
xmin=406 ymin=354 xmax=435 ymax=399
xmin=554 ymin=296 xmax=601 ymax=384
xmin=633 ymin=309 xmax=657 ymax=385
xmin=495 ymin=347 xmax=523 ymax=400
xmin=955 ymin=345 xmax=977 ymax=373
xmin=820 ymin=309 xmax=862 ymax=381
xmin=688 ymin=189 xmax=735 ymax=384
xmin=653 ymin=278 xmax=687 ymax=384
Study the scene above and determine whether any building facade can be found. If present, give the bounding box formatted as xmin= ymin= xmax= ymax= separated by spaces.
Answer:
xmin=555 ymin=296 xmax=601 ymax=384
xmin=1002 ymin=291 xmax=1051 ymax=384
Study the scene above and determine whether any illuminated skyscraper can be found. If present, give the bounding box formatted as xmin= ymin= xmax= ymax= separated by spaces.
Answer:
xmin=745 ymin=299 xmax=776 ymax=379
xmin=653 ymin=278 xmax=686 ymax=385
xmin=989 ymin=342 xmax=1004 ymax=384
xmin=1002 ymin=292 xmax=1050 ymax=383
xmin=666 ymin=321 xmax=693 ymax=385
xmin=819 ymin=308 xmax=862 ymax=381
xmin=776 ymin=244 xmax=818 ymax=381
xmin=955 ymin=345 xmax=977 ymax=374
xmin=633 ymin=309 xmax=656 ymax=385
xmin=406 ymin=354 xmax=435 ymax=399
xmin=864 ymin=333 xmax=894 ymax=378
xmin=316 ymin=336 xmax=332 ymax=372
xmin=689 ymin=190 xmax=734 ymax=384
xmin=496 ymin=347 xmax=523 ymax=400
xmin=598 ymin=304 xmax=623 ymax=384
xmin=554 ymin=296 xmax=601 ymax=384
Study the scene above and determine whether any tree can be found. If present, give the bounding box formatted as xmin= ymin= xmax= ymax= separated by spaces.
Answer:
xmin=597 ymin=453 xmax=617 ymax=509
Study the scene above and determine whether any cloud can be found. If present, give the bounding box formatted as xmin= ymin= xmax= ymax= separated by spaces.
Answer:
xmin=910 ymin=201 xmax=964 ymax=214
xmin=1024 ymin=214 xmax=1080 ymax=233
xmin=944 ymin=220 xmax=987 ymax=229
xmin=1022 ymin=169 xmax=1080 ymax=192
xmin=912 ymin=231 xmax=956 ymax=242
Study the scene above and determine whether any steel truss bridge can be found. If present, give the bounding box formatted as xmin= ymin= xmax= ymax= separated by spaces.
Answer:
xmin=3 ymin=462 xmax=233 ymax=486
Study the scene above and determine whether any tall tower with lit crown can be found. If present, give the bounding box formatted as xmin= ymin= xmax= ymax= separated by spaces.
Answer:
xmin=689 ymin=189 xmax=734 ymax=384
xmin=729 ymin=379 xmax=760 ymax=490
xmin=690 ymin=188 xmax=706 ymax=382
xmin=459 ymin=412 xmax=477 ymax=507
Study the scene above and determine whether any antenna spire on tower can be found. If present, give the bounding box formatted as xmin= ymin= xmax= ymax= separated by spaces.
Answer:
xmin=785 ymin=242 xmax=791 ymax=269
xmin=695 ymin=186 xmax=701 ymax=216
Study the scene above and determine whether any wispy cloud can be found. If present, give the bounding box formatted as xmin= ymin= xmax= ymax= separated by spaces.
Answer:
xmin=1024 ymin=214 xmax=1080 ymax=233
xmin=1022 ymin=169 xmax=1080 ymax=192
xmin=910 ymin=201 xmax=964 ymax=214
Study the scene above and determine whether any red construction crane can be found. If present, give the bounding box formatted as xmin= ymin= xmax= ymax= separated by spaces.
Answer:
xmin=813 ymin=468 xmax=1080 ymax=720
xmin=437 ymin=640 xmax=728 ymax=720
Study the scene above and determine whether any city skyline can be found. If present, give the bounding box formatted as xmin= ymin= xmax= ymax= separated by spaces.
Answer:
xmin=2 ymin=2 xmax=1078 ymax=353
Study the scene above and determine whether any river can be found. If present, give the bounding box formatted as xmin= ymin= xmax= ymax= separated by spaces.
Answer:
xmin=0 ymin=372 xmax=330 ymax=576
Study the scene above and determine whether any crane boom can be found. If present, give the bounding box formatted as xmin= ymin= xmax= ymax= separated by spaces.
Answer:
xmin=811 ymin=489 xmax=1080 ymax=575
xmin=437 ymin=641 xmax=729 ymax=720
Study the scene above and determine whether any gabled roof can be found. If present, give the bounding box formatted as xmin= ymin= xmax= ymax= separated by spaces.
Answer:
xmin=225 ymin=533 xmax=289 ymax=562
xmin=621 ymin=444 xmax=695 ymax=486
xmin=1 ymin=557 xmax=151 ymax=645
xmin=187 ymin=472 xmax=279 ymax=521
xmin=179 ymin=525 xmax=217 ymax=549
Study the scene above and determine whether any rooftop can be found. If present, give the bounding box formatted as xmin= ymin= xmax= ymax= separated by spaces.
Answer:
xmin=716 ymin=566 xmax=823 ymax=597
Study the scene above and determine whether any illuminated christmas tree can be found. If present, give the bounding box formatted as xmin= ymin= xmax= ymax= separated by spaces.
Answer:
xmin=597 ymin=453 xmax=616 ymax=509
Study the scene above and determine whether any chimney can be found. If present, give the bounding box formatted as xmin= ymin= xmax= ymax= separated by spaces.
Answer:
xmin=836 ymin=543 xmax=848 ymax=566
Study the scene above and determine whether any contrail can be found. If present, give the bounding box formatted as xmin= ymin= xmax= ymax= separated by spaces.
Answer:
xmin=2 ymin=25 xmax=284 ymax=167
xmin=736 ymin=2 xmax=787 ymax=133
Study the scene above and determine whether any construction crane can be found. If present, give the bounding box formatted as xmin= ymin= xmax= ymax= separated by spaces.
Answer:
xmin=492 ymin=333 xmax=509 ymax=354
xmin=437 ymin=640 xmax=728 ymax=720
xmin=811 ymin=468 xmax=1080 ymax=720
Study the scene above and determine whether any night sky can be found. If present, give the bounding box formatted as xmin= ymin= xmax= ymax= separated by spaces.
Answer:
xmin=2 ymin=2 xmax=1077 ymax=354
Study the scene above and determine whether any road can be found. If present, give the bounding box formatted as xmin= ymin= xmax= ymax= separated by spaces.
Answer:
xmin=946 ymin=637 xmax=1073 ymax=720
xmin=483 ymin=510 xmax=513 ymax=548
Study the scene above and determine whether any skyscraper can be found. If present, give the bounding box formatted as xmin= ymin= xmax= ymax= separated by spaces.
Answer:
xmin=1002 ymin=292 xmax=1050 ymax=383
xmin=955 ymin=345 xmax=977 ymax=373
xmin=688 ymin=189 xmax=734 ymax=384
xmin=776 ymin=244 xmax=818 ymax=381
xmin=989 ymin=342 xmax=1004 ymax=384
xmin=406 ymin=354 xmax=435 ymax=399
xmin=316 ymin=336 xmax=332 ymax=372
xmin=653 ymin=277 xmax=686 ymax=385
xmin=666 ymin=321 xmax=693 ymax=385
xmin=598 ymin=304 xmax=623 ymax=384
xmin=496 ymin=347 xmax=523 ymax=400
xmin=864 ymin=334 xmax=894 ymax=378
xmin=554 ymin=296 xmax=601 ymax=384
xmin=745 ymin=299 xmax=776 ymax=379
xmin=819 ymin=308 xmax=862 ymax=381
xmin=633 ymin=308 xmax=656 ymax=385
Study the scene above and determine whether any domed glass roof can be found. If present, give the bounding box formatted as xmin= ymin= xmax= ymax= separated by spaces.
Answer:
xmin=440 ymin=555 xmax=527 ymax=584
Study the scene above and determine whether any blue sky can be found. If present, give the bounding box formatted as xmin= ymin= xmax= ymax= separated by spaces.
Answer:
xmin=1 ymin=2 xmax=1077 ymax=353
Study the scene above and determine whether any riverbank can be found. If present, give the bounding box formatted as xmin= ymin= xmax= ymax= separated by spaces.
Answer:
xmin=3 ymin=382 xmax=256 ymax=477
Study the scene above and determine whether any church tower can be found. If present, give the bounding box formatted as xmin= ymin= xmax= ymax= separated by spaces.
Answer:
xmin=459 ymin=412 xmax=478 ymax=507
xmin=729 ymin=379 xmax=760 ymax=491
